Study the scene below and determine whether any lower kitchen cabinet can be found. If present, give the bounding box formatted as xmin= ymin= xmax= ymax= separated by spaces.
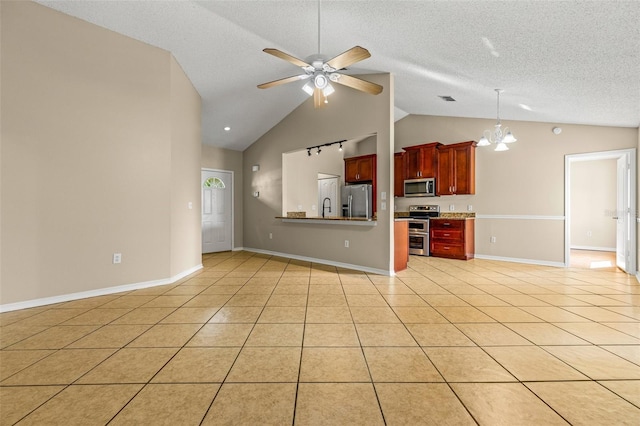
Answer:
xmin=429 ymin=218 xmax=474 ymax=260
xmin=394 ymin=220 xmax=409 ymax=272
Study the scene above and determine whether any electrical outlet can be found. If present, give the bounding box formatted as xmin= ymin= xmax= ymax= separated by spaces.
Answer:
xmin=587 ymin=231 xmax=592 ymax=237
xmin=381 ymin=202 xmax=386 ymax=210
xmin=188 ymin=202 xmax=193 ymax=210
xmin=449 ymin=204 xmax=455 ymax=211
xmin=344 ymin=240 xmax=349 ymax=248
xmin=467 ymin=205 xmax=473 ymax=211
xmin=490 ymin=236 xmax=496 ymax=243
xmin=113 ymin=253 xmax=122 ymax=264
xmin=269 ymin=233 xmax=273 ymax=240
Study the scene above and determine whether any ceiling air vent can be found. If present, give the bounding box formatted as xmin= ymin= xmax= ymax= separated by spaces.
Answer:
xmin=438 ymin=95 xmax=456 ymax=102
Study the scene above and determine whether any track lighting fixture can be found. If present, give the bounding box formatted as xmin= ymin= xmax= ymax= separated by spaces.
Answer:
xmin=305 ymin=139 xmax=347 ymax=157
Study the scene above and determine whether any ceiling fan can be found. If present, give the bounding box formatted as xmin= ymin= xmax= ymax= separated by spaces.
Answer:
xmin=257 ymin=1 xmax=382 ymax=108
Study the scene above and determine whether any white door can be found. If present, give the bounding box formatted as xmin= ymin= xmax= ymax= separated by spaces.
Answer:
xmin=615 ymin=156 xmax=628 ymax=270
xmin=318 ymin=177 xmax=338 ymax=217
xmin=202 ymin=170 xmax=232 ymax=253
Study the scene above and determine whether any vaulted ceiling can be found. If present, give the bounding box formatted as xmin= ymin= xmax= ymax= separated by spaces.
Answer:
xmin=37 ymin=1 xmax=640 ymax=151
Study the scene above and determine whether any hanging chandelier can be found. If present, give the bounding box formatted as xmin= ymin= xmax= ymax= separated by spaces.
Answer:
xmin=477 ymin=89 xmax=517 ymax=151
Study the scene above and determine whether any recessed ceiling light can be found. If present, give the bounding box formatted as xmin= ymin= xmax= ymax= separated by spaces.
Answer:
xmin=224 ymin=126 xmax=231 ymax=131
xmin=518 ymin=104 xmax=532 ymax=111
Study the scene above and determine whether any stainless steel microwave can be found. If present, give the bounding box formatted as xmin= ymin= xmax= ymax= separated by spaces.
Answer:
xmin=404 ymin=178 xmax=436 ymax=197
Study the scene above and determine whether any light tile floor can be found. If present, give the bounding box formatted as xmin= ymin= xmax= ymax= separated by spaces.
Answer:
xmin=1 ymin=251 xmax=639 ymax=425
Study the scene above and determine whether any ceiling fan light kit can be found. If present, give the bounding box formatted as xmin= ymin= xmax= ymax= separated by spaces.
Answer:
xmin=478 ymin=89 xmax=518 ymax=151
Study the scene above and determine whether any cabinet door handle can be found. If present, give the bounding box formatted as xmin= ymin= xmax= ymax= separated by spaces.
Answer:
xmin=443 ymin=246 xmax=450 ymax=250
xmin=443 ymin=223 xmax=450 ymax=226
xmin=444 ymin=233 xmax=450 ymax=237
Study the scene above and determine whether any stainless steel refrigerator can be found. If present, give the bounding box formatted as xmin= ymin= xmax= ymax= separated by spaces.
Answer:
xmin=341 ymin=184 xmax=373 ymax=219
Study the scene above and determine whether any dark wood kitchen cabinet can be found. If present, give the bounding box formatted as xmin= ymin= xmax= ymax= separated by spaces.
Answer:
xmin=394 ymin=152 xmax=405 ymax=197
xmin=345 ymin=154 xmax=376 ymax=183
xmin=430 ymin=218 xmax=475 ymax=260
xmin=394 ymin=220 xmax=409 ymax=272
xmin=344 ymin=154 xmax=377 ymax=214
xmin=402 ymin=142 xmax=441 ymax=179
xmin=436 ymin=141 xmax=476 ymax=195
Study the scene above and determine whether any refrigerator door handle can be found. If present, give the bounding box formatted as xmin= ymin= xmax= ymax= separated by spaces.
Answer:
xmin=365 ymin=189 xmax=369 ymax=219
xmin=348 ymin=194 xmax=352 ymax=218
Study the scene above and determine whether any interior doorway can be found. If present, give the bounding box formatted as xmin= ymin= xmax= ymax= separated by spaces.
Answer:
xmin=318 ymin=174 xmax=339 ymax=218
xmin=565 ymin=149 xmax=636 ymax=273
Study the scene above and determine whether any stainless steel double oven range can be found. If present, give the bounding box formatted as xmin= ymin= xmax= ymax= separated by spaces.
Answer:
xmin=407 ymin=205 xmax=440 ymax=256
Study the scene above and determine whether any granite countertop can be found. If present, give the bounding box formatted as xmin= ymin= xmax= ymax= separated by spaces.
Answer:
xmin=434 ymin=212 xmax=476 ymax=219
xmin=395 ymin=211 xmax=475 ymax=219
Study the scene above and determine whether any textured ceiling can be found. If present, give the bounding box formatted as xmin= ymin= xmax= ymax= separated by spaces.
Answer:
xmin=36 ymin=1 xmax=640 ymax=150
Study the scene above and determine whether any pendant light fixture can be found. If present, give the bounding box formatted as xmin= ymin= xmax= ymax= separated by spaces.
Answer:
xmin=477 ymin=89 xmax=517 ymax=151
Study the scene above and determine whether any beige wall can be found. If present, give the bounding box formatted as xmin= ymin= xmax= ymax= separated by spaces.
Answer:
xmin=243 ymin=74 xmax=394 ymax=273
xmin=283 ymin=148 xmax=344 ymax=217
xmin=395 ymin=115 xmax=638 ymax=264
xmin=201 ymin=145 xmax=243 ymax=249
xmin=170 ymin=58 xmax=203 ymax=276
xmin=570 ymin=159 xmax=616 ymax=250
xmin=1 ymin=2 xmax=202 ymax=306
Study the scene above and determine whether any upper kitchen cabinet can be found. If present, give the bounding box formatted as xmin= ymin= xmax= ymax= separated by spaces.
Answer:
xmin=394 ymin=152 xmax=405 ymax=197
xmin=436 ymin=141 xmax=476 ymax=195
xmin=345 ymin=154 xmax=376 ymax=183
xmin=402 ymin=142 xmax=442 ymax=179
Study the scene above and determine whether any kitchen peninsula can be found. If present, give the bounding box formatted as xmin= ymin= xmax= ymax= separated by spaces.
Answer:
xmin=276 ymin=215 xmax=377 ymax=226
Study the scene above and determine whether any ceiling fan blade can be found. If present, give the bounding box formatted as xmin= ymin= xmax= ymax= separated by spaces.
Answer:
xmin=263 ymin=48 xmax=311 ymax=68
xmin=326 ymin=46 xmax=371 ymax=70
xmin=332 ymin=74 xmax=383 ymax=95
xmin=257 ymin=74 xmax=309 ymax=89
xmin=313 ymin=88 xmax=326 ymax=108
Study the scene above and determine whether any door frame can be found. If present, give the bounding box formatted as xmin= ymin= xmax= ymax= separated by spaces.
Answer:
xmin=201 ymin=168 xmax=235 ymax=253
xmin=564 ymin=148 xmax=636 ymax=273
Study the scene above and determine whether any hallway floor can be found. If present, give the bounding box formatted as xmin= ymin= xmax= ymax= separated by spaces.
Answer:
xmin=1 ymin=252 xmax=639 ymax=425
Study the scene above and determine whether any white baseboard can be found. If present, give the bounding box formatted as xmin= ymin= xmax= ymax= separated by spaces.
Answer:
xmin=243 ymin=247 xmax=392 ymax=276
xmin=474 ymin=254 xmax=566 ymax=268
xmin=0 ymin=264 xmax=203 ymax=313
xmin=570 ymin=245 xmax=616 ymax=252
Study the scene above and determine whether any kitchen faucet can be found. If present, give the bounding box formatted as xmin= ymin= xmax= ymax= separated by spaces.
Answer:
xmin=322 ymin=197 xmax=331 ymax=218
